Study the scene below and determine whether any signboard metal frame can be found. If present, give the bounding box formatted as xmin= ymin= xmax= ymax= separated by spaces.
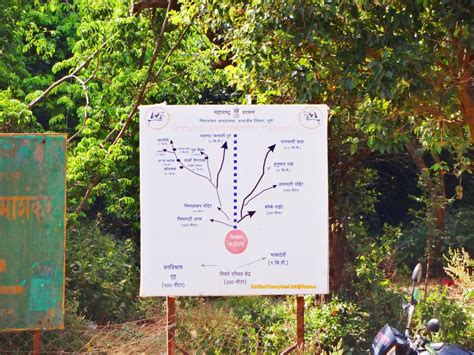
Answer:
xmin=140 ymin=104 xmax=329 ymax=297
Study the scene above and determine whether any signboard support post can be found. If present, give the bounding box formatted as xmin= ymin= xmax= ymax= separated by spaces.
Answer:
xmin=33 ymin=330 xmax=42 ymax=354
xmin=280 ymin=296 xmax=305 ymax=354
xmin=296 ymin=296 xmax=305 ymax=350
xmin=166 ymin=296 xmax=176 ymax=355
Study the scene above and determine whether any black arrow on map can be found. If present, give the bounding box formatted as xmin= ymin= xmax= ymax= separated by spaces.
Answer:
xmin=237 ymin=211 xmax=256 ymax=223
xmin=244 ymin=185 xmax=277 ymax=207
xmin=240 ymin=144 xmax=276 ymax=218
xmin=171 ymin=141 xmax=213 ymax=182
xmin=210 ymin=218 xmax=234 ymax=228
xmin=199 ymin=150 xmax=212 ymax=180
xmin=238 ymin=257 xmax=266 ymax=269
xmin=201 ymin=264 xmax=219 ymax=267
xmin=169 ymin=140 xmax=222 ymax=207
xmin=216 ymin=141 xmax=228 ymax=188
xmin=217 ymin=207 xmax=230 ymax=221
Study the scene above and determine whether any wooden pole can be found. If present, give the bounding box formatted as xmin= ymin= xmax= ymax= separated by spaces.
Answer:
xmin=280 ymin=296 xmax=305 ymax=354
xmin=296 ymin=296 xmax=305 ymax=351
xmin=33 ymin=330 xmax=42 ymax=354
xmin=167 ymin=296 xmax=176 ymax=355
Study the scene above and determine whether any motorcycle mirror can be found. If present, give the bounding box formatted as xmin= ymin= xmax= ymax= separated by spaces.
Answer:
xmin=425 ymin=318 xmax=440 ymax=333
xmin=412 ymin=263 xmax=422 ymax=283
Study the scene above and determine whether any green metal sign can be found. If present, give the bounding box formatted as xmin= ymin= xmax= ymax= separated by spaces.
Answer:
xmin=0 ymin=134 xmax=66 ymax=331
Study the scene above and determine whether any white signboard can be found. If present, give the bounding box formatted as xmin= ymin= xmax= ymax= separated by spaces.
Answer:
xmin=140 ymin=105 xmax=328 ymax=296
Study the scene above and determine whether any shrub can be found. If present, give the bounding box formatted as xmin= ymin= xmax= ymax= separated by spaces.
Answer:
xmin=176 ymin=297 xmax=293 ymax=353
xmin=415 ymin=287 xmax=473 ymax=349
xmin=179 ymin=296 xmax=370 ymax=353
xmin=66 ymin=222 xmax=148 ymax=323
xmin=349 ymin=224 xmax=405 ymax=342
xmin=444 ymin=247 xmax=474 ymax=302
xmin=399 ymin=207 xmax=474 ymax=271
xmin=213 ymin=296 xmax=293 ymax=351
xmin=305 ymin=297 xmax=369 ymax=352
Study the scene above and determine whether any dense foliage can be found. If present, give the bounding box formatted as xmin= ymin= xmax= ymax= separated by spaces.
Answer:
xmin=0 ymin=0 xmax=472 ymax=351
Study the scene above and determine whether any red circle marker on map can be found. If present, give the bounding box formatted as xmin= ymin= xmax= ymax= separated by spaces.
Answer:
xmin=224 ymin=230 xmax=248 ymax=254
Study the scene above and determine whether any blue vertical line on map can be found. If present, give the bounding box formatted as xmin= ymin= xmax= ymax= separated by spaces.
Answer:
xmin=233 ymin=134 xmax=238 ymax=229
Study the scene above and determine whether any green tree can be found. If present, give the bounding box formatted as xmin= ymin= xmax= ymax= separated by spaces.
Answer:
xmin=1 ymin=0 xmax=472 ymax=303
xmin=0 ymin=0 xmax=231 ymax=320
xmin=182 ymin=0 xmax=473 ymax=288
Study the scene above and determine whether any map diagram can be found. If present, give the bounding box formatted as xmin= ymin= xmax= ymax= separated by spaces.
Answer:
xmin=140 ymin=105 xmax=329 ymax=296
xmin=162 ymin=139 xmax=278 ymax=254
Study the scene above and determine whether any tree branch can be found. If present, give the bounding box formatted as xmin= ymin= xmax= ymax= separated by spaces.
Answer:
xmin=151 ymin=16 xmax=195 ymax=83
xmin=67 ymin=75 xmax=90 ymax=142
xmin=405 ymin=140 xmax=427 ymax=173
xmin=74 ymin=175 xmax=100 ymax=214
xmin=75 ymin=4 xmax=195 ymax=214
xmin=131 ymin=0 xmax=179 ymax=15
xmin=112 ymin=0 xmax=173 ymax=145
xmin=28 ymin=38 xmax=112 ymax=109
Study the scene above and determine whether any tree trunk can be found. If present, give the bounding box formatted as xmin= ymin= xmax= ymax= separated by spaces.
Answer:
xmin=405 ymin=142 xmax=446 ymax=234
xmin=405 ymin=141 xmax=446 ymax=279
xmin=456 ymin=41 xmax=474 ymax=143
xmin=431 ymin=153 xmax=446 ymax=234
xmin=328 ymin=196 xmax=349 ymax=291
xmin=326 ymin=133 xmax=366 ymax=291
xmin=327 ymin=123 xmax=349 ymax=292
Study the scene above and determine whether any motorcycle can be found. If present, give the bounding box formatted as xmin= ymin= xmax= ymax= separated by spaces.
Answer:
xmin=370 ymin=263 xmax=472 ymax=354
